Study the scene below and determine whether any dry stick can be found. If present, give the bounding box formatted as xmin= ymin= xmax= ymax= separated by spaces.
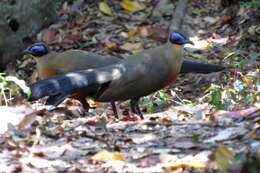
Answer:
xmin=169 ymin=0 xmax=189 ymax=34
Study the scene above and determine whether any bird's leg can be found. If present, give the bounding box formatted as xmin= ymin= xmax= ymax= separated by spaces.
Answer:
xmin=135 ymin=103 xmax=143 ymax=119
xmin=130 ymin=100 xmax=137 ymax=114
xmin=130 ymin=98 xmax=143 ymax=119
xmin=110 ymin=102 xmax=118 ymax=118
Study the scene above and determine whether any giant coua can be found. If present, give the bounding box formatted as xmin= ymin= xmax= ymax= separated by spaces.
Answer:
xmin=24 ymin=42 xmax=225 ymax=117
xmin=24 ymin=43 xmax=224 ymax=116
xmin=24 ymin=44 xmax=225 ymax=79
xmin=24 ymin=44 xmax=120 ymax=115
xmin=27 ymin=31 xmax=199 ymax=118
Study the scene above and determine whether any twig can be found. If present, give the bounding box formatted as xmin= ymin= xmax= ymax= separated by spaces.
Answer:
xmin=169 ymin=0 xmax=189 ymax=34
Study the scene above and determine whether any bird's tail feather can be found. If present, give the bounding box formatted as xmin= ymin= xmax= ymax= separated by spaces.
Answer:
xmin=45 ymin=93 xmax=70 ymax=106
xmin=28 ymin=69 xmax=114 ymax=101
xmin=181 ymin=60 xmax=225 ymax=74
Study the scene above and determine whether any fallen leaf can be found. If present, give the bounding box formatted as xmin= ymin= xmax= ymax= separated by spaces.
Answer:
xmin=92 ymin=149 xmax=110 ymax=161
xmin=33 ymin=151 xmax=45 ymax=157
xmin=127 ymin=27 xmax=139 ymax=37
xmin=87 ymin=98 xmax=97 ymax=107
xmin=75 ymin=16 xmax=86 ymax=25
xmin=120 ymin=0 xmax=145 ymax=12
xmin=162 ymin=162 xmax=207 ymax=171
xmin=64 ymin=34 xmax=81 ymax=41
xmin=38 ymin=29 xmax=55 ymax=43
xmin=120 ymin=42 xmax=142 ymax=53
xmin=0 ymin=106 xmax=34 ymax=133
xmin=213 ymin=107 xmax=260 ymax=119
xmin=104 ymin=40 xmax=117 ymax=49
xmin=99 ymin=2 xmax=113 ymax=16
xmin=210 ymin=145 xmax=235 ymax=170
xmin=85 ymin=120 xmax=98 ymax=126
xmin=203 ymin=16 xmax=218 ymax=25
xmin=204 ymin=127 xmax=248 ymax=143
xmin=172 ymin=138 xmax=197 ymax=149
xmin=131 ymin=133 xmax=157 ymax=144
xmin=242 ymin=76 xmax=254 ymax=85
xmin=186 ymin=38 xmax=212 ymax=50
xmin=139 ymin=26 xmax=150 ymax=37
xmin=112 ymin=152 xmax=125 ymax=161
xmin=92 ymin=149 xmax=125 ymax=161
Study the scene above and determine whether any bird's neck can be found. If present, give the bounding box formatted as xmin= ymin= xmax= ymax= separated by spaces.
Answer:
xmin=171 ymin=43 xmax=184 ymax=60
xmin=34 ymin=52 xmax=58 ymax=79
xmin=166 ymin=42 xmax=184 ymax=69
xmin=163 ymin=42 xmax=184 ymax=85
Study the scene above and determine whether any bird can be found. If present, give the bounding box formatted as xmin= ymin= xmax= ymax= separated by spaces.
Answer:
xmin=24 ymin=44 xmax=225 ymax=79
xmin=23 ymin=44 xmax=120 ymax=79
xmin=26 ymin=32 xmax=225 ymax=118
xmin=27 ymin=31 xmax=191 ymax=118
xmin=23 ymin=44 xmax=120 ymax=116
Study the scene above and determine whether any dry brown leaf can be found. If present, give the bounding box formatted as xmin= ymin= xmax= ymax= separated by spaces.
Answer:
xmin=138 ymin=26 xmax=150 ymax=37
xmin=213 ymin=107 xmax=260 ymax=119
xmin=38 ymin=29 xmax=55 ymax=43
xmin=63 ymin=34 xmax=81 ymax=41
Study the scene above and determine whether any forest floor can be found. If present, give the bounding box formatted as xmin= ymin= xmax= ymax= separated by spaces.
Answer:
xmin=0 ymin=0 xmax=259 ymax=172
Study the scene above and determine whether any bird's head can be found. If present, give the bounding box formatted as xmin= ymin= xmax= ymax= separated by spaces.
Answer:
xmin=169 ymin=32 xmax=194 ymax=45
xmin=23 ymin=43 xmax=49 ymax=57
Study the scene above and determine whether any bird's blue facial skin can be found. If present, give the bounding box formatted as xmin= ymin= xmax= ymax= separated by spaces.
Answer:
xmin=169 ymin=32 xmax=189 ymax=45
xmin=25 ymin=44 xmax=48 ymax=57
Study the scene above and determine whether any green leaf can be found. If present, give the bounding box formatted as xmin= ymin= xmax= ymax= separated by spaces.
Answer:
xmin=146 ymin=102 xmax=155 ymax=113
xmin=99 ymin=2 xmax=113 ymax=16
xmin=211 ymin=145 xmax=235 ymax=170
xmin=192 ymin=133 xmax=199 ymax=144
xmin=6 ymin=76 xmax=31 ymax=97
xmin=120 ymin=0 xmax=145 ymax=12
xmin=223 ymin=51 xmax=236 ymax=60
xmin=241 ymin=91 xmax=255 ymax=104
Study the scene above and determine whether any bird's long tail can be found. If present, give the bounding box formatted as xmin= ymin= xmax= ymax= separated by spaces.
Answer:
xmin=28 ymin=67 xmax=119 ymax=102
xmin=180 ymin=60 xmax=225 ymax=74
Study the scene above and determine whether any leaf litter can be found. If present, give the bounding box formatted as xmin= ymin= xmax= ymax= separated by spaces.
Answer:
xmin=1 ymin=0 xmax=259 ymax=172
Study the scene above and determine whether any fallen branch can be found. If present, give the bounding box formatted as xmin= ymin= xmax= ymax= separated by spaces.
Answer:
xmin=169 ymin=0 xmax=189 ymax=33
